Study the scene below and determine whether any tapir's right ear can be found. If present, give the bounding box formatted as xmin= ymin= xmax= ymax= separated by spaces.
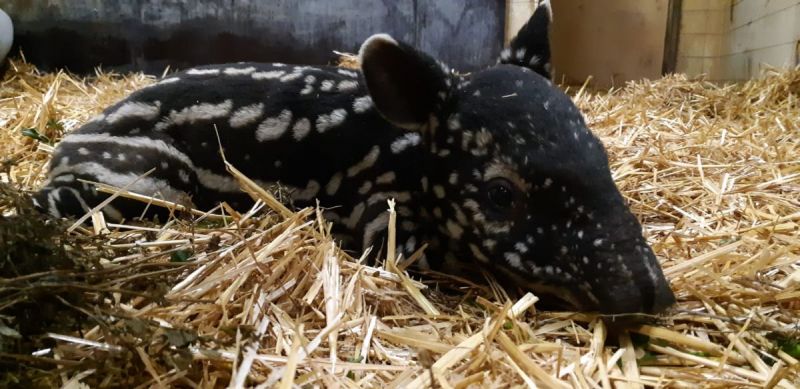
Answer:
xmin=499 ymin=0 xmax=552 ymax=79
xmin=359 ymin=34 xmax=451 ymax=131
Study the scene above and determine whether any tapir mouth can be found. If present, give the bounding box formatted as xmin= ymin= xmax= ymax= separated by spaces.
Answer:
xmin=490 ymin=251 xmax=675 ymax=314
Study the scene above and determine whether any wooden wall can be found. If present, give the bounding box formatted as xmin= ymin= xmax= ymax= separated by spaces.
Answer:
xmin=4 ymin=0 xmax=506 ymax=74
xmin=550 ymin=0 xmax=669 ymax=88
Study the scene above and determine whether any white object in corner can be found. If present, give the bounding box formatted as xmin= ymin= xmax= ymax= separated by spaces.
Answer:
xmin=0 ymin=9 xmax=13 ymax=63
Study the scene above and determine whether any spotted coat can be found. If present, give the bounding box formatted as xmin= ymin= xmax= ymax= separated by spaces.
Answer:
xmin=34 ymin=8 xmax=674 ymax=314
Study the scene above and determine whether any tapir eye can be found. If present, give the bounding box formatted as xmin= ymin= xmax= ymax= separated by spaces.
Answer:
xmin=487 ymin=178 xmax=516 ymax=210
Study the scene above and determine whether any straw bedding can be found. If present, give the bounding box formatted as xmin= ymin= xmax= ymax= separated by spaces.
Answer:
xmin=0 ymin=57 xmax=798 ymax=388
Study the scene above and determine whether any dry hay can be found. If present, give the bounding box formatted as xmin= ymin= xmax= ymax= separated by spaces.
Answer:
xmin=0 ymin=55 xmax=798 ymax=388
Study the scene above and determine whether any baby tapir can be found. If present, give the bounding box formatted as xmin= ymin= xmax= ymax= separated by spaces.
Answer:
xmin=33 ymin=6 xmax=675 ymax=314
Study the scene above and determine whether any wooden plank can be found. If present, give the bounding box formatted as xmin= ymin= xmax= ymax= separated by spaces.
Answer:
xmin=662 ymin=0 xmax=683 ymax=74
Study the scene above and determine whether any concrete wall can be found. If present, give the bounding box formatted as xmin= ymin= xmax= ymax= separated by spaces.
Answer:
xmin=677 ymin=0 xmax=800 ymax=81
xmin=3 ymin=0 xmax=505 ymax=74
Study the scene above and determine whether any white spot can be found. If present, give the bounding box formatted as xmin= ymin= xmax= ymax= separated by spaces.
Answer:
xmin=158 ymin=77 xmax=180 ymax=85
xmin=363 ymin=213 xmax=389 ymax=251
xmin=252 ymin=70 xmax=286 ymax=80
xmin=280 ymin=71 xmax=304 ymax=82
xmin=504 ymin=252 xmax=523 ymax=270
xmin=301 ymin=75 xmax=317 ymax=94
xmin=514 ymin=242 xmax=528 ymax=253
xmin=156 ymin=100 xmax=233 ymax=130
xmin=116 ymin=153 xmax=126 ymax=161
xmin=447 ymin=114 xmax=461 ymax=131
xmin=529 ymin=55 xmax=541 ymax=66
xmin=367 ymin=191 xmax=411 ymax=206
xmin=223 ymin=66 xmax=256 ymax=76
xmin=229 ymin=103 xmax=264 ymax=128
xmin=543 ymin=178 xmax=553 ymax=188
xmin=593 ymin=239 xmax=603 ymax=247
xmin=186 ymin=68 xmax=220 ymax=75
xmin=195 ymin=168 xmax=244 ymax=192
xmin=357 ymin=181 xmax=373 ymax=195
xmin=316 ymin=109 xmax=348 ymax=133
xmin=52 ymin=174 xmax=75 ymax=183
xmin=375 ymin=171 xmax=396 ymax=185
xmin=433 ymin=185 xmax=446 ymax=199
xmin=390 ymin=133 xmax=422 ymax=154
xmin=256 ymin=110 xmax=293 ymax=141
xmin=353 ymin=96 xmax=373 ymax=113
xmin=325 ymin=172 xmax=343 ymax=196
xmin=515 ymin=48 xmax=526 ymax=60
xmin=469 ymin=244 xmax=490 ymax=263
xmin=337 ymin=80 xmax=359 ymax=91
xmin=105 ymin=101 xmax=162 ymax=124
xmin=446 ymin=220 xmax=464 ymax=239
xmin=320 ymin=80 xmax=335 ymax=91
xmin=77 ymin=147 xmax=90 ymax=155
xmin=448 ymin=172 xmax=458 ymax=185
xmin=293 ymin=180 xmax=320 ymax=201
xmin=337 ymin=69 xmax=359 ymax=78
xmin=577 ymin=230 xmax=584 ymax=239
xmin=343 ymin=202 xmax=366 ymax=229
xmin=500 ymin=48 xmax=511 ymax=61
xmin=292 ymin=118 xmax=312 ymax=140
xmin=347 ymin=146 xmax=380 ymax=177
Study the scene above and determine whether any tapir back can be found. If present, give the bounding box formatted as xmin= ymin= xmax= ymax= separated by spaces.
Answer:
xmin=37 ymin=63 xmax=422 ymax=234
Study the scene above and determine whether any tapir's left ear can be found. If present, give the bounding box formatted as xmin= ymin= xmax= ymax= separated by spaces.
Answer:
xmin=499 ymin=0 xmax=552 ymax=79
xmin=359 ymin=34 xmax=451 ymax=131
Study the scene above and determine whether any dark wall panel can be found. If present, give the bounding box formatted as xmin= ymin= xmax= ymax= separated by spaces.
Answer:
xmin=2 ymin=0 xmax=505 ymax=75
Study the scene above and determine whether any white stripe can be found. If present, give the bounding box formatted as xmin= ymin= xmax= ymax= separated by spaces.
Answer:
xmin=366 ymin=191 xmax=411 ymax=206
xmin=58 ymin=133 xmax=255 ymax=194
xmin=223 ymin=66 xmax=256 ymax=76
xmin=47 ymin=189 xmax=62 ymax=218
xmin=325 ymin=172 xmax=343 ymax=196
xmin=105 ymin=101 xmax=161 ymax=124
xmin=256 ymin=110 xmax=293 ymax=141
xmin=292 ymin=180 xmax=320 ymax=202
xmin=346 ymin=146 xmax=380 ymax=177
xmin=363 ymin=213 xmax=389 ymax=251
xmin=252 ymin=70 xmax=286 ymax=80
xmin=390 ymin=133 xmax=421 ymax=154
xmin=60 ymin=187 xmax=92 ymax=214
xmin=59 ymin=133 xmax=195 ymax=168
xmin=157 ymin=100 xmax=233 ymax=130
xmin=48 ymin=162 xmax=187 ymax=202
xmin=229 ymin=103 xmax=265 ymax=128
xmin=187 ymin=68 xmax=220 ymax=75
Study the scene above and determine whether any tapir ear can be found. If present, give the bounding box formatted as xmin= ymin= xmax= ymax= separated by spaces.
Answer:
xmin=499 ymin=0 xmax=552 ymax=79
xmin=359 ymin=34 xmax=451 ymax=131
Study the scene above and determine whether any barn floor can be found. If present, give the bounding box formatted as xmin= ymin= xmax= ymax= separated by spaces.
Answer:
xmin=0 ymin=59 xmax=798 ymax=387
